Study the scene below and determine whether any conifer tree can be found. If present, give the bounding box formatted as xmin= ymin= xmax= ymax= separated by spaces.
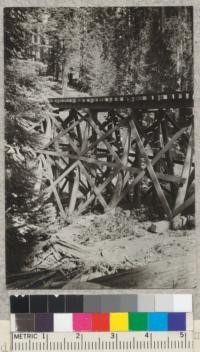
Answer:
xmin=5 ymin=8 xmax=57 ymax=273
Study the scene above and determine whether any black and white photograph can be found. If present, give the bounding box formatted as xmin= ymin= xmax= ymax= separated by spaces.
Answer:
xmin=5 ymin=6 xmax=196 ymax=289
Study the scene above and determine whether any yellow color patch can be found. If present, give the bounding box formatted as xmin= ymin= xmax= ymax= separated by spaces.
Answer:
xmin=110 ymin=313 xmax=128 ymax=331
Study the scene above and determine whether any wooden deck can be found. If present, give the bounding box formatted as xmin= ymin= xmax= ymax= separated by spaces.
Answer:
xmin=49 ymin=92 xmax=193 ymax=111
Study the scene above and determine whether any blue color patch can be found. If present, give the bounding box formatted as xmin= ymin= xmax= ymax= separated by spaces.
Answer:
xmin=168 ymin=313 xmax=186 ymax=331
xmin=148 ymin=313 xmax=168 ymax=331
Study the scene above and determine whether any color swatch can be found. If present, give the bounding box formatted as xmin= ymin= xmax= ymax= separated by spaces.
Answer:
xmin=10 ymin=294 xmax=192 ymax=313
xmin=11 ymin=312 xmax=193 ymax=332
xmin=10 ymin=294 xmax=193 ymax=333
xmin=129 ymin=313 xmax=148 ymax=331
xmin=110 ymin=313 xmax=128 ymax=331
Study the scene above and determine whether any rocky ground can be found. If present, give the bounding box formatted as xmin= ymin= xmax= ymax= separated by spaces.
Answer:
xmin=8 ymin=208 xmax=197 ymax=289
xmin=63 ymin=210 xmax=196 ymax=288
xmin=57 ymin=208 xmax=197 ymax=289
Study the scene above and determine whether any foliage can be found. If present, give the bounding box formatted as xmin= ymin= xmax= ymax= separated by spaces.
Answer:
xmin=4 ymin=6 xmax=193 ymax=273
xmin=54 ymin=7 xmax=193 ymax=95
xmin=4 ymin=7 xmax=58 ymax=273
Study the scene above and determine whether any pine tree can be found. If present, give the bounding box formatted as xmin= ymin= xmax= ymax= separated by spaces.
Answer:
xmin=5 ymin=8 xmax=58 ymax=274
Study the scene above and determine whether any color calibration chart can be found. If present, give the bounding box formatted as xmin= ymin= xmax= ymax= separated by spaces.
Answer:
xmin=10 ymin=294 xmax=193 ymax=351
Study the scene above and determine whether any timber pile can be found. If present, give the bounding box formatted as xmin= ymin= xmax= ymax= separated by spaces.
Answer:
xmin=6 ymin=210 xmax=141 ymax=288
xmin=7 ymin=233 xmax=121 ymax=289
xmin=7 ymin=208 xmax=196 ymax=289
xmin=6 ymin=237 xmax=89 ymax=289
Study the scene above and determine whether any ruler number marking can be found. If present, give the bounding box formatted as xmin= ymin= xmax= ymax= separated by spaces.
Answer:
xmin=11 ymin=332 xmax=193 ymax=351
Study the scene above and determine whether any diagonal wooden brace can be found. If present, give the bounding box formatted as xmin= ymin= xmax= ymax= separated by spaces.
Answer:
xmin=129 ymin=119 xmax=173 ymax=219
xmin=87 ymin=115 xmax=122 ymax=165
xmin=112 ymin=126 xmax=187 ymax=209
xmin=77 ymin=168 xmax=121 ymax=215
xmin=78 ymin=161 xmax=109 ymax=211
xmin=41 ymin=155 xmax=66 ymax=219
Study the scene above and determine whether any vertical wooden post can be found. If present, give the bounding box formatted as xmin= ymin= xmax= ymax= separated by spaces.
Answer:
xmin=68 ymin=166 xmax=80 ymax=216
xmin=134 ymin=110 xmax=142 ymax=208
xmin=172 ymin=124 xmax=194 ymax=228
xmin=53 ymin=144 xmax=61 ymax=195
xmin=110 ymin=125 xmax=130 ymax=207
xmin=161 ymin=111 xmax=174 ymax=173
xmin=161 ymin=110 xmax=176 ymax=202
xmin=152 ymin=110 xmax=162 ymax=212
xmin=130 ymin=119 xmax=173 ymax=220
xmin=107 ymin=112 xmax=114 ymax=162
xmin=89 ymin=110 xmax=98 ymax=207
xmin=110 ymin=110 xmax=123 ymax=157
xmin=74 ymin=110 xmax=82 ymax=147
xmin=103 ymin=112 xmax=113 ymax=180
xmin=90 ymin=110 xmax=98 ymax=142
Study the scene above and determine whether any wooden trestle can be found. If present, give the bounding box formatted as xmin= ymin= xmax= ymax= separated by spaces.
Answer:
xmin=35 ymin=92 xmax=194 ymax=222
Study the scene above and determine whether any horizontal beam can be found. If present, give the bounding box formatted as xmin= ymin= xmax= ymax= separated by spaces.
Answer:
xmin=49 ymin=92 xmax=193 ymax=111
xmin=36 ymin=149 xmax=185 ymax=185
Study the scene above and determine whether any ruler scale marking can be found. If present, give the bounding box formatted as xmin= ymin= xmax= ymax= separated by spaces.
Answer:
xmin=11 ymin=332 xmax=194 ymax=351
xmin=10 ymin=294 xmax=193 ymax=351
xmin=133 ymin=337 xmax=135 ymax=349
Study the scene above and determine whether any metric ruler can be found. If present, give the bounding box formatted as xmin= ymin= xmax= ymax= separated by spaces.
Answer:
xmin=11 ymin=331 xmax=193 ymax=352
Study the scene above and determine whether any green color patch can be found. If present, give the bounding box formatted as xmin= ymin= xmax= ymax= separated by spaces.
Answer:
xmin=128 ymin=312 xmax=148 ymax=331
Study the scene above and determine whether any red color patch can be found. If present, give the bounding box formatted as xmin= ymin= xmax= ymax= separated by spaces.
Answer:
xmin=92 ymin=313 xmax=110 ymax=331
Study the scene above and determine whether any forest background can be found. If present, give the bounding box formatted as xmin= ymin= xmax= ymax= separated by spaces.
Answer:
xmin=4 ymin=7 xmax=193 ymax=273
